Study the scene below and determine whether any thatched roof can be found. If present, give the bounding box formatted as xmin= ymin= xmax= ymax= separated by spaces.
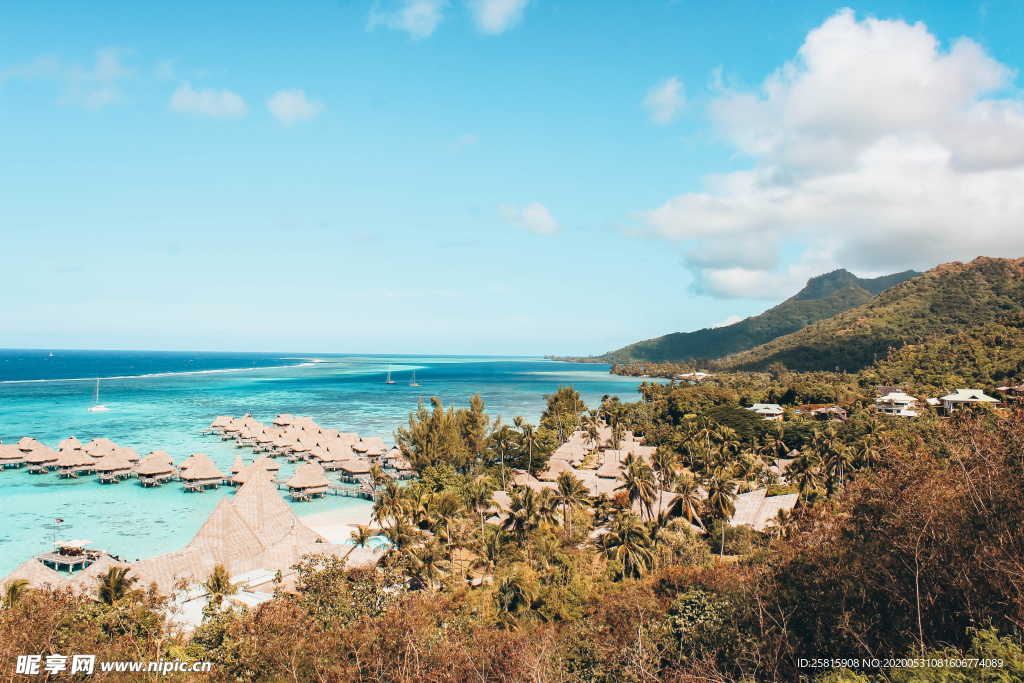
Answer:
xmin=539 ymin=458 xmax=576 ymax=481
xmin=287 ymin=462 xmax=329 ymax=490
xmin=0 ymin=444 xmax=23 ymax=462
xmin=178 ymin=453 xmax=197 ymax=470
xmin=135 ymin=452 xmax=175 ymax=476
xmin=58 ymin=436 xmax=83 ymax=452
xmin=2 ymin=559 xmax=67 ymax=589
xmin=93 ymin=451 xmax=133 ymax=473
xmin=16 ymin=437 xmax=42 ymax=453
xmin=85 ymin=438 xmax=118 ymax=458
xmin=115 ymin=446 xmax=140 ymax=462
xmin=729 ymin=488 xmax=798 ymax=532
xmin=209 ymin=415 xmax=233 ymax=428
xmin=338 ymin=460 xmax=371 ymax=475
xmin=231 ymin=456 xmax=279 ymax=485
xmin=272 ymin=413 xmax=295 ymax=426
xmin=179 ymin=453 xmax=224 ymax=482
xmin=353 ymin=436 xmax=386 ymax=455
xmin=231 ymin=468 xmax=323 ymax=546
xmin=230 ymin=455 xmax=244 ymax=475
xmin=24 ymin=445 xmax=59 ymax=465
xmin=56 ymin=447 xmax=93 ymax=468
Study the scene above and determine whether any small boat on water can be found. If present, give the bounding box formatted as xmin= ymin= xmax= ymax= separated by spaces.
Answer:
xmin=409 ymin=370 xmax=421 ymax=387
xmin=87 ymin=378 xmax=110 ymax=413
xmin=385 ymin=366 xmax=396 ymax=385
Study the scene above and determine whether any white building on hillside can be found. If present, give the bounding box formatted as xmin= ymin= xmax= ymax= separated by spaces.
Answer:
xmin=875 ymin=391 xmax=919 ymax=417
xmin=747 ymin=403 xmax=784 ymax=421
xmin=940 ymin=389 xmax=999 ymax=414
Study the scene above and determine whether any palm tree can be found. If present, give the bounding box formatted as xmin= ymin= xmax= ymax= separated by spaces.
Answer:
xmin=552 ymin=471 xmax=590 ymax=539
xmin=705 ymin=474 xmax=737 ymax=557
xmin=671 ymin=471 xmax=706 ymax=531
xmin=465 ymin=476 xmax=495 ymax=535
xmin=650 ymin=446 xmax=678 ymax=517
xmin=536 ymin=488 xmax=561 ymax=528
xmin=494 ymin=571 xmax=536 ymax=626
xmin=474 ymin=526 xmax=508 ymax=577
xmin=601 ymin=513 xmax=654 ymax=579
xmin=346 ymin=525 xmax=374 ymax=559
xmin=204 ymin=564 xmax=237 ymax=607
xmin=790 ymin=452 xmax=823 ymax=503
xmin=97 ymin=566 xmax=137 ymax=605
xmin=2 ymin=579 xmax=29 ymax=608
xmin=616 ymin=455 xmax=656 ymax=521
xmin=373 ymin=479 xmax=406 ymax=527
xmin=408 ymin=541 xmax=448 ymax=591
xmin=501 ymin=486 xmax=540 ymax=543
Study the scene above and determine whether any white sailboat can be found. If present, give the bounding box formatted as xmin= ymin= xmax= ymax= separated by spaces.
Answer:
xmin=87 ymin=378 xmax=110 ymax=412
xmin=409 ymin=370 xmax=421 ymax=387
xmin=385 ymin=366 xmax=396 ymax=385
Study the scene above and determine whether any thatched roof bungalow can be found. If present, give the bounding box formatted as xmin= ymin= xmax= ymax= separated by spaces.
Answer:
xmin=179 ymin=454 xmax=224 ymax=491
xmin=136 ymin=451 xmax=176 ymax=486
xmin=285 ymin=462 xmax=329 ymax=500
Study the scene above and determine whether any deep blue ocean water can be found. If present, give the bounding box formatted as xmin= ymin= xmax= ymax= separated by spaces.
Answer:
xmin=0 ymin=350 xmax=654 ymax=575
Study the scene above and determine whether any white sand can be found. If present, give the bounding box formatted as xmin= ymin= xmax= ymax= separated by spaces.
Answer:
xmin=300 ymin=506 xmax=375 ymax=544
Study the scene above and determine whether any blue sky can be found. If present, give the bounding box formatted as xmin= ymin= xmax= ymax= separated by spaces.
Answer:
xmin=3 ymin=1 xmax=1024 ymax=355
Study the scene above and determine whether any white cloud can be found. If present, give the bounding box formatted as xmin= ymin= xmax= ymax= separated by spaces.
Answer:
xmin=369 ymin=0 xmax=448 ymax=39
xmin=644 ymin=76 xmax=685 ymax=124
xmin=2 ymin=49 xmax=133 ymax=108
xmin=640 ymin=9 xmax=1024 ymax=298
xmin=711 ymin=314 xmax=743 ymax=328
xmin=468 ymin=0 xmax=529 ymax=34
xmin=500 ymin=202 xmax=560 ymax=235
xmin=267 ymin=89 xmax=324 ymax=125
xmin=170 ymin=82 xmax=247 ymax=118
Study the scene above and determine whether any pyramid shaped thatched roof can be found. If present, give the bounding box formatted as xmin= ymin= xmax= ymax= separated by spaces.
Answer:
xmin=17 ymin=437 xmax=42 ymax=453
xmin=93 ymin=451 xmax=132 ymax=473
xmin=24 ymin=444 xmax=59 ymax=465
xmin=0 ymin=444 xmax=23 ymax=462
xmin=232 ymin=468 xmax=323 ymax=546
xmin=135 ymin=452 xmax=175 ymax=476
xmin=286 ymin=462 xmax=328 ymax=490
xmin=56 ymin=446 xmax=93 ymax=468
xmin=179 ymin=453 xmax=223 ymax=482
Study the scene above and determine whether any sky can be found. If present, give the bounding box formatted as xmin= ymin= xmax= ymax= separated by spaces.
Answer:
xmin=2 ymin=1 xmax=1024 ymax=355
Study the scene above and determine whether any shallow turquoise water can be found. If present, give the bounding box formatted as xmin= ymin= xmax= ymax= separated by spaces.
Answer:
xmin=0 ymin=353 xmax=652 ymax=575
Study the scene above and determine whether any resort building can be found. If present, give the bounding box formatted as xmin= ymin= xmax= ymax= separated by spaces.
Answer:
xmin=94 ymin=451 xmax=134 ymax=483
xmin=135 ymin=451 xmax=176 ymax=486
xmin=179 ymin=453 xmax=225 ymax=491
xmin=285 ymin=462 xmax=329 ymax=500
xmin=875 ymin=390 xmax=920 ymax=417
xmin=676 ymin=371 xmax=714 ymax=383
xmin=730 ymin=488 xmax=799 ymax=532
xmin=0 ymin=444 xmax=25 ymax=469
xmin=940 ymin=389 xmax=1000 ymax=414
xmin=24 ymin=444 xmax=59 ymax=473
xmin=746 ymin=403 xmax=784 ymax=421
xmin=795 ymin=404 xmax=848 ymax=420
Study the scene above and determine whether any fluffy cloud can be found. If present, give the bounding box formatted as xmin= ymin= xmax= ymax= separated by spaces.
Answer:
xmin=2 ymin=49 xmax=132 ymax=108
xmin=170 ymin=82 xmax=247 ymax=118
xmin=644 ymin=76 xmax=685 ymax=124
xmin=369 ymin=0 xmax=448 ymax=39
xmin=500 ymin=202 xmax=559 ymax=235
xmin=641 ymin=9 xmax=1024 ymax=298
xmin=468 ymin=0 xmax=529 ymax=34
xmin=267 ymin=89 xmax=324 ymax=125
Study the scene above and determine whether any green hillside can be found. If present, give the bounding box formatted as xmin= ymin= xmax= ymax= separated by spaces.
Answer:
xmin=716 ymin=257 xmax=1024 ymax=373
xmin=589 ymin=269 xmax=917 ymax=364
xmin=857 ymin=315 xmax=1024 ymax=395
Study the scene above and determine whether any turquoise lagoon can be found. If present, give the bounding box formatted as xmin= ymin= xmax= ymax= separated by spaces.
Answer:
xmin=0 ymin=352 xmax=655 ymax=575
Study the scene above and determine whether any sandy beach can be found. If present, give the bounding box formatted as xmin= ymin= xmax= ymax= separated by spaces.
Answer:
xmin=300 ymin=505 xmax=376 ymax=544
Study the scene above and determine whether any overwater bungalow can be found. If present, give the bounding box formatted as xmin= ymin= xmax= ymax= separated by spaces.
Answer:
xmin=286 ymin=462 xmax=329 ymax=501
xmin=0 ymin=444 xmax=25 ymax=469
xmin=272 ymin=413 xmax=295 ymax=427
xmin=56 ymin=447 xmax=95 ymax=478
xmin=230 ymin=455 xmax=244 ymax=476
xmin=17 ymin=437 xmax=43 ymax=454
xmin=337 ymin=459 xmax=372 ymax=483
xmin=135 ymin=451 xmax=175 ymax=486
xmin=95 ymin=452 xmax=134 ymax=483
xmin=231 ymin=456 xmax=279 ymax=486
xmin=205 ymin=415 xmax=234 ymax=434
xmin=180 ymin=454 xmax=225 ymax=491
xmin=25 ymin=444 xmax=59 ymax=473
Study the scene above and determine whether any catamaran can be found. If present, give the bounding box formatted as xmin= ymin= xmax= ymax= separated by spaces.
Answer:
xmin=385 ymin=366 xmax=396 ymax=385
xmin=409 ymin=370 xmax=421 ymax=387
xmin=87 ymin=378 xmax=110 ymax=412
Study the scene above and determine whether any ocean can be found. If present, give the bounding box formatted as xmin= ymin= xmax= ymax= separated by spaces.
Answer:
xmin=0 ymin=350 xmax=654 ymax=576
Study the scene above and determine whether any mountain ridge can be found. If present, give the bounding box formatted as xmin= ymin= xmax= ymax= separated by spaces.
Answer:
xmin=578 ymin=268 xmax=919 ymax=365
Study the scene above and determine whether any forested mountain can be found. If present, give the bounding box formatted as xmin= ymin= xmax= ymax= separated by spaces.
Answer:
xmin=715 ymin=257 xmax=1024 ymax=372
xmin=588 ymin=269 xmax=917 ymax=364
